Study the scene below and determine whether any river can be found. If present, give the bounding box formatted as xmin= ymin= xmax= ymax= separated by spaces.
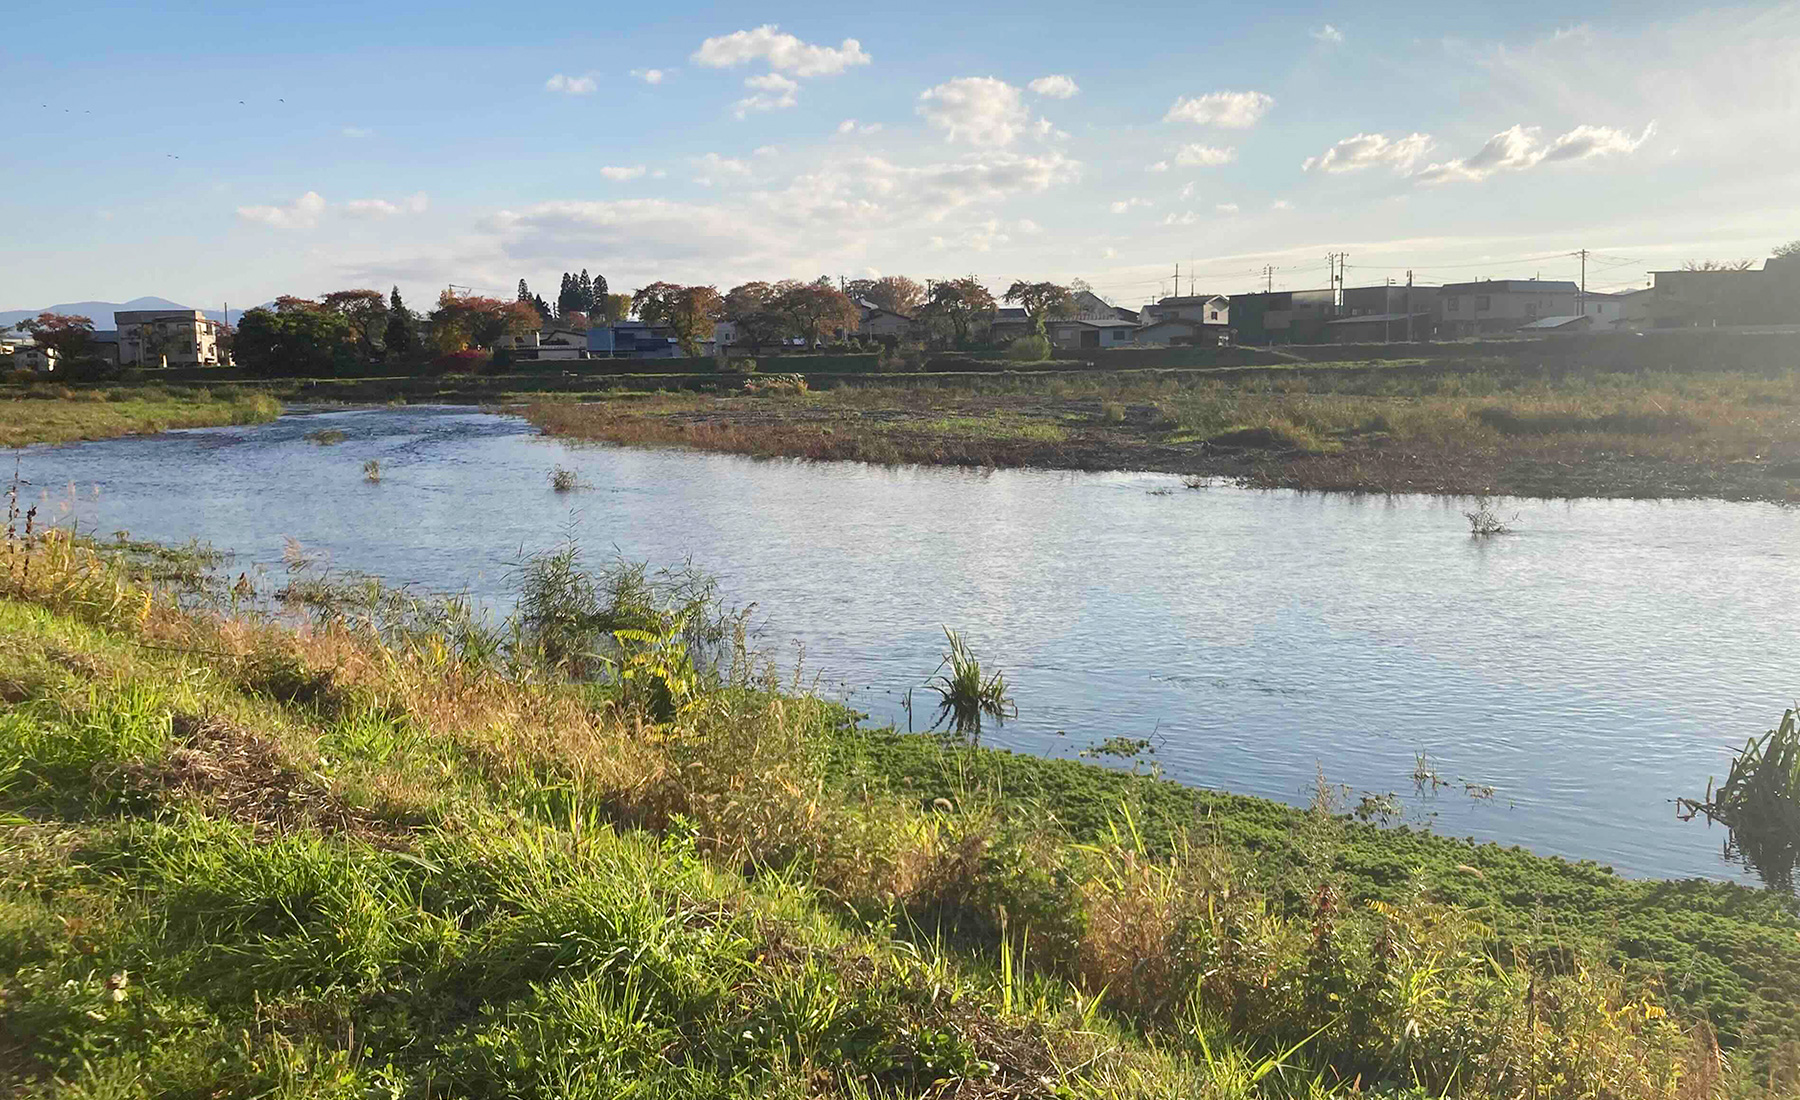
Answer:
xmin=15 ymin=405 xmax=1799 ymax=884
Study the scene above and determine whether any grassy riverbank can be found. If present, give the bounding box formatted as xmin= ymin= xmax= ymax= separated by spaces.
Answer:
xmin=0 ymin=384 xmax=282 ymax=447
xmin=4 ymin=531 xmax=1798 ymax=1098
xmin=526 ymin=365 xmax=1800 ymax=502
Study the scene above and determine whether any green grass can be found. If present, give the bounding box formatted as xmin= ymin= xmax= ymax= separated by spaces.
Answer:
xmin=912 ymin=414 xmax=1071 ymax=443
xmin=0 ymin=385 xmax=282 ymax=447
xmin=3 ymin=532 xmax=1798 ymax=1098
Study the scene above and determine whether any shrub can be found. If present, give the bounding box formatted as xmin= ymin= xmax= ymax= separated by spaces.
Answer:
xmin=431 ymin=349 xmax=489 ymax=375
xmin=363 ymin=459 xmax=382 ymax=483
xmin=1005 ymin=335 xmax=1051 ymax=363
xmin=550 ymin=466 xmax=579 ymax=492
xmin=743 ymin=373 xmax=808 ymax=396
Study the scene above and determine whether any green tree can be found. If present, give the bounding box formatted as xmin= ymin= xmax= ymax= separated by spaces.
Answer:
xmin=592 ymin=272 xmax=609 ymax=308
xmin=632 ymin=282 xmax=724 ymax=356
xmin=1003 ymin=280 xmax=1077 ymax=336
xmin=577 ymin=270 xmax=594 ymax=312
xmin=235 ymin=302 xmax=354 ymax=375
xmin=384 ymin=287 xmax=415 ymax=357
xmin=319 ymin=289 xmax=388 ymax=360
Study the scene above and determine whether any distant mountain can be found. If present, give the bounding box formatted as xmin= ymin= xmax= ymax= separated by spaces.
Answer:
xmin=0 ymin=296 xmax=252 ymax=329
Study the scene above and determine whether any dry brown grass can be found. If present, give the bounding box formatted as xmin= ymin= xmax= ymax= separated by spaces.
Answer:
xmin=521 ymin=365 xmax=1800 ymax=500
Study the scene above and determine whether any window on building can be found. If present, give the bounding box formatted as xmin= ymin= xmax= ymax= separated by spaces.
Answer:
xmin=1446 ymin=296 xmax=1460 ymax=311
xmin=1476 ymin=296 xmax=1491 ymax=311
xmin=1525 ymin=302 xmax=1538 ymax=319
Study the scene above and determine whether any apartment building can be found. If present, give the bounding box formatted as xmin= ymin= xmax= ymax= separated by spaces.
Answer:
xmin=115 ymin=309 xmax=227 ymax=367
xmin=1436 ymin=280 xmax=1579 ymax=338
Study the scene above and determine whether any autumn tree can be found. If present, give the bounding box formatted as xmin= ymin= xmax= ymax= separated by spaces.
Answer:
xmin=633 ymin=282 xmax=724 ymax=356
xmin=319 ymin=289 xmax=388 ymax=359
xmin=1681 ymin=259 xmax=1755 ymax=272
xmin=1773 ymin=240 xmax=1800 ymax=259
xmin=919 ymin=277 xmax=998 ymax=346
xmin=723 ymin=281 xmax=791 ymax=355
xmin=1003 ymin=280 xmax=1077 ymax=336
xmin=13 ymin=312 xmax=95 ymax=362
xmin=430 ymin=292 xmax=538 ymax=352
xmin=846 ymin=275 xmax=925 ymax=316
xmin=773 ymin=278 xmax=860 ymax=348
xmin=384 ymin=287 xmax=415 ymax=357
xmin=598 ymin=293 xmax=632 ymax=324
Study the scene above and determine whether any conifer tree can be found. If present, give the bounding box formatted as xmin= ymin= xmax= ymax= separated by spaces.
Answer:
xmin=383 ymin=286 xmax=414 ymax=356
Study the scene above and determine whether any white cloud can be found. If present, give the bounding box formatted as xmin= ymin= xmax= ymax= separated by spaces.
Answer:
xmin=545 ymin=73 xmax=597 ymax=95
xmin=1146 ymin=160 xmax=1170 ymax=173
xmin=1544 ymin=121 xmax=1659 ymax=162
xmin=1102 ymin=247 xmax=1118 ymax=259
xmin=1163 ymin=210 xmax=1198 ymax=226
xmin=344 ymin=192 xmax=429 ymax=218
xmin=754 ymin=145 xmax=781 ymax=157
xmin=837 ymin=118 xmax=883 ymax=135
xmin=1215 ymin=202 xmax=1240 ymax=214
xmin=735 ymin=72 xmax=799 ymax=116
xmin=1301 ymin=131 xmax=1433 ymax=173
xmin=1109 ymin=197 xmax=1150 ymax=213
xmin=692 ymin=25 xmax=870 ymax=77
xmin=1028 ymin=74 xmax=1079 ymax=99
xmin=631 ymin=68 xmax=666 ymax=85
xmin=1015 ymin=218 xmax=1043 ymax=234
xmin=1179 ymin=182 xmax=1196 ymax=199
xmin=1415 ymin=121 xmax=1654 ymax=183
xmin=1165 ymin=91 xmax=1274 ymax=128
xmin=918 ymin=76 xmax=1033 ymax=147
xmin=1271 ymin=199 xmax=1293 ymax=211
xmin=341 ymin=126 xmax=372 ymax=138
xmin=600 ymin=165 xmax=648 ymax=181
xmin=692 ymin=152 xmax=753 ymax=185
xmin=1175 ymin=143 xmax=1236 ymax=167
xmin=237 ymin=191 xmax=327 ymax=229
xmin=1312 ymin=24 xmax=1344 ymax=44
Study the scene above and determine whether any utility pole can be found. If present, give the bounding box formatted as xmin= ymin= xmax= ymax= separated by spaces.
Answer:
xmin=1577 ymin=248 xmax=1588 ymax=317
xmin=1264 ymin=264 xmax=1273 ymax=292
xmin=1405 ymin=271 xmax=1414 ymax=343
xmin=1174 ymin=261 xmax=1180 ymax=299
xmin=1385 ymin=277 xmax=1393 ymax=344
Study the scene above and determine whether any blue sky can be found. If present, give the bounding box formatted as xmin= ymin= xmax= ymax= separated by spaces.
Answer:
xmin=7 ymin=0 xmax=1798 ymax=313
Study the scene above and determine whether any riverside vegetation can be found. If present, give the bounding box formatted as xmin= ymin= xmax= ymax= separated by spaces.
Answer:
xmin=524 ymin=363 xmax=1800 ymax=502
xmin=4 ymin=513 xmax=1800 ymax=1098
xmin=0 ymin=383 xmax=281 ymax=447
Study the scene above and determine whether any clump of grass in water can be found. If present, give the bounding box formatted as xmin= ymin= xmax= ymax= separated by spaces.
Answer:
xmin=1680 ymin=705 xmax=1800 ymax=891
xmin=306 ymin=429 xmax=347 ymax=445
xmin=926 ymin=627 xmax=1015 ymax=739
xmin=1464 ymin=495 xmax=1516 ymax=536
xmin=363 ymin=459 xmax=381 ymax=483
xmin=550 ymin=465 xmax=580 ymax=492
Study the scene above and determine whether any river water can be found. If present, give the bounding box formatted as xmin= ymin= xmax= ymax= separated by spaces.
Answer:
xmin=14 ymin=405 xmax=1799 ymax=884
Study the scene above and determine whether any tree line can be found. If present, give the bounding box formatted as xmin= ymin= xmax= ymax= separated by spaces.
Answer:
xmin=8 ymin=267 xmax=1101 ymax=378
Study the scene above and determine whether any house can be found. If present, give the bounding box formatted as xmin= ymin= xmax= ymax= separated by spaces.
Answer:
xmin=1133 ymin=318 xmax=1229 ymax=347
xmin=1144 ymin=294 xmax=1229 ymax=327
xmin=589 ymin=321 xmax=679 ymax=358
xmin=986 ymin=307 xmax=1032 ymax=343
xmin=1045 ymin=317 xmax=1139 ymax=350
xmin=497 ymin=327 xmax=590 ymax=361
xmin=1645 ymin=255 xmax=1800 ymax=328
xmin=1323 ymin=312 xmax=1436 ymax=343
xmin=1135 ymin=294 xmax=1230 ymax=345
xmin=1228 ymin=289 xmax=1335 ymax=344
xmin=115 ymin=309 xmax=227 ymax=367
xmin=1436 ymin=279 xmax=1579 ymax=338
xmin=855 ymin=303 xmax=914 ymax=341
xmin=14 ymin=344 xmax=57 ymax=373
xmin=1069 ymin=289 xmax=1138 ymax=323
